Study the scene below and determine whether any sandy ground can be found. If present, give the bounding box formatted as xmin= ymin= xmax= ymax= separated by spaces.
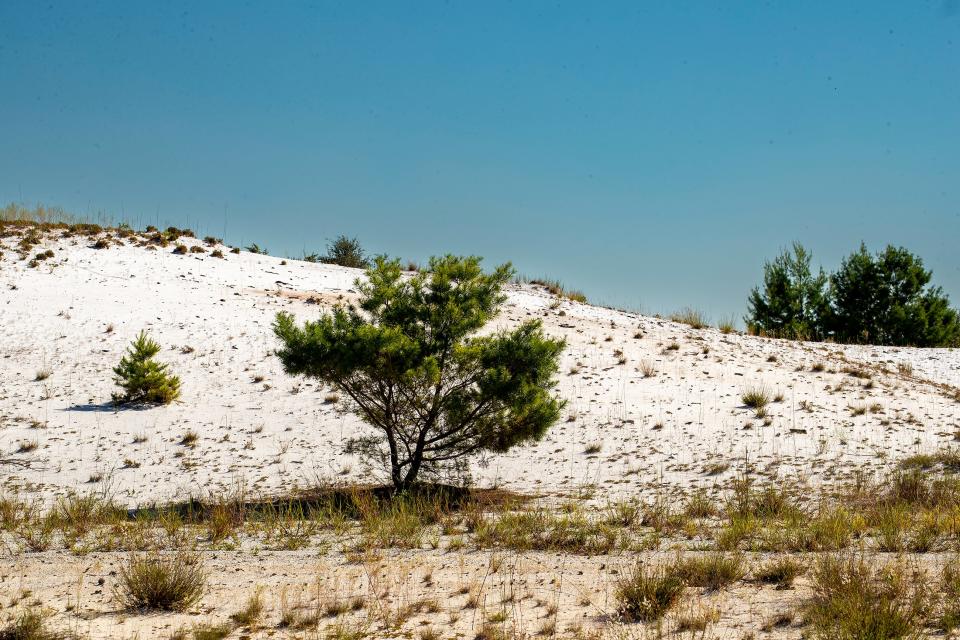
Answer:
xmin=3 ymin=227 xmax=960 ymax=639
xmin=6 ymin=545 xmax=939 ymax=640
xmin=2 ymin=230 xmax=959 ymax=507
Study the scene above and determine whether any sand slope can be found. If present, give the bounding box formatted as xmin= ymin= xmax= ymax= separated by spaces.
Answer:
xmin=3 ymin=230 xmax=959 ymax=506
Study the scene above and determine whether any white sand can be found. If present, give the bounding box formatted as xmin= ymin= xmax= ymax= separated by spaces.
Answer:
xmin=3 ymin=230 xmax=959 ymax=506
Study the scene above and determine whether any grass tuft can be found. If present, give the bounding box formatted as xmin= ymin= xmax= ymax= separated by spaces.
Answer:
xmin=674 ymin=553 xmax=745 ymax=590
xmin=740 ymin=386 xmax=771 ymax=410
xmin=670 ymin=307 xmax=709 ymax=329
xmin=614 ymin=562 xmax=685 ymax=622
xmin=114 ymin=549 xmax=207 ymax=611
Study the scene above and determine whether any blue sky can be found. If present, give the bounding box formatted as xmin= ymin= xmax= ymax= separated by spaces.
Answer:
xmin=2 ymin=1 xmax=958 ymax=321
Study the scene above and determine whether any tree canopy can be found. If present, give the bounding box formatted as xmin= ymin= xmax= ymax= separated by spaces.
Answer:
xmin=746 ymin=242 xmax=960 ymax=347
xmin=746 ymin=242 xmax=829 ymax=341
xmin=829 ymin=244 xmax=960 ymax=347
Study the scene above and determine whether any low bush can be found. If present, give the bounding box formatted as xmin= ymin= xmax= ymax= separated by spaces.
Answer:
xmin=319 ymin=235 xmax=369 ymax=268
xmin=754 ymin=556 xmax=805 ymax=588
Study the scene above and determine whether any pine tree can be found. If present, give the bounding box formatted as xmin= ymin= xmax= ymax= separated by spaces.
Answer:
xmin=112 ymin=331 xmax=181 ymax=405
xmin=745 ymin=242 xmax=829 ymax=340
xmin=829 ymin=244 xmax=960 ymax=346
xmin=274 ymin=254 xmax=566 ymax=490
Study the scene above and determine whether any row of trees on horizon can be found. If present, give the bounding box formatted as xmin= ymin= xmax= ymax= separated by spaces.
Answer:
xmin=746 ymin=242 xmax=960 ymax=348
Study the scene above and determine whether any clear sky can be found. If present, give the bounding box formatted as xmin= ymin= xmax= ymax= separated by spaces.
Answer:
xmin=2 ymin=1 xmax=958 ymax=322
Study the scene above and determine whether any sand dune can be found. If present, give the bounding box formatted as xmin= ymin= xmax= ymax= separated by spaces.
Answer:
xmin=4 ymin=230 xmax=958 ymax=506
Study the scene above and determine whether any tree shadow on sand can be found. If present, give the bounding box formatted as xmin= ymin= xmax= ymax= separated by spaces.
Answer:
xmin=64 ymin=400 xmax=160 ymax=413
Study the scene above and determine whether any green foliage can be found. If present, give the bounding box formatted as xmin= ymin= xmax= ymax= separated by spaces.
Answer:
xmin=747 ymin=242 xmax=960 ymax=347
xmin=112 ymin=331 xmax=181 ymax=405
xmin=746 ymin=242 xmax=829 ymax=340
xmin=274 ymin=254 xmax=566 ymax=490
xmin=319 ymin=235 xmax=370 ymax=268
xmin=829 ymin=244 xmax=960 ymax=347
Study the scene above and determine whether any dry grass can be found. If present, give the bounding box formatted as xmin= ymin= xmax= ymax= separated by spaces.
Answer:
xmin=229 ymin=589 xmax=264 ymax=628
xmin=674 ymin=553 xmax=745 ymax=590
xmin=804 ymin=554 xmax=932 ymax=640
xmin=754 ymin=556 xmax=806 ymax=588
xmin=615 ymin=562 xmax=685 ymax=622
xmin=114 ymin=549 xmax=207 ymax=611
xmin=740 ymin=386 xmax=771 ymax=410
xmin=670 ymin=307 xmax=709 ymax=329
xmin=0 ymin=610 xmax=78 ymax=640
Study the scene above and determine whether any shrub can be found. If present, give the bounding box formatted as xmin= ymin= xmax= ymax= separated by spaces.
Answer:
xmin=717 ymin=316 xmax=737 ymax=334
xmin=319 ymin=235 xmax=369 ymax=268
xmin=114 ymin=549 xmax=206 ymax=611
xmin=726 ymin=476 xmax=799 ymax=520
xmin=941 ymin=558 xmax=960 ymax=632
xmin=615 ymin=562 xmax=685 ymax=622
xmin=473 ymin=507 xmax=617 ymax=554
xmin=172 ymin=244 xmax=188 ymax=254
xmin=640 ymin=359 xmax=657 ymax=378
xmin=112 ymin=331 xmax=181 ymax=405
xmin=274 ymin=255 xmax=565 ymax=490
xmin=189 ymin=623 xmax=232 ymax=640
xmin=230 ymin=589 xmax=265 ymax=627
xmin=526 ymin=277 xmax=587 ymax=303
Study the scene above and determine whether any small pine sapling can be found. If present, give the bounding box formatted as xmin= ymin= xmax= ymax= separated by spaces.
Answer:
xmin=113 ymin=331 xmax=181 ymax=405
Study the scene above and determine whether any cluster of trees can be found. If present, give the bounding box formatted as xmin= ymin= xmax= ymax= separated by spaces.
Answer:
xmin=747 ymin=242 xmax=960 ymax=347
